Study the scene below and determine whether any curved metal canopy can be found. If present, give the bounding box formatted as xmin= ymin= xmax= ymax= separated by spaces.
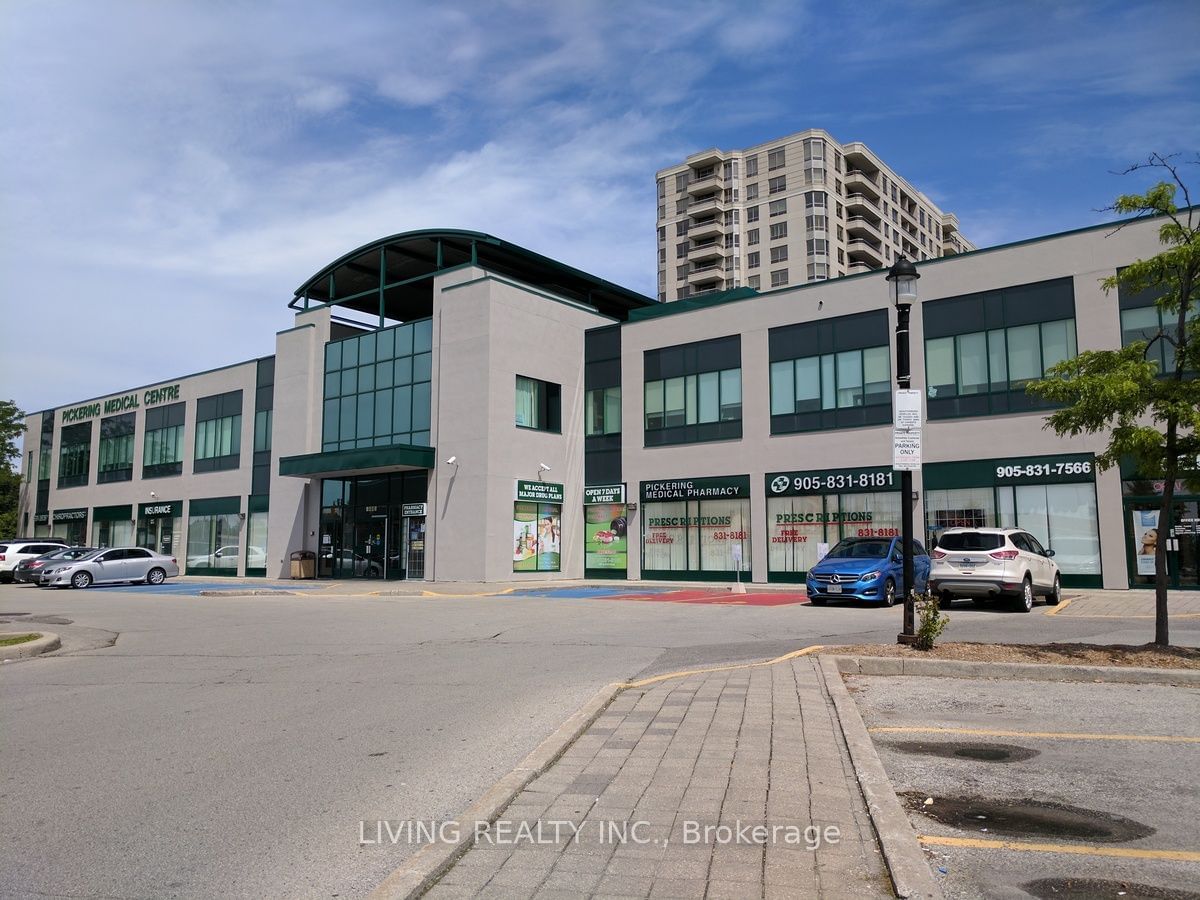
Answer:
xmin=291 ymin=228 xmax=655 ymax=322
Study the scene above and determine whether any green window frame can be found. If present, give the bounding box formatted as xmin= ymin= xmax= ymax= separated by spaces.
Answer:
xmin=98 ymin=413 xmax=136 ymax=484
xmin=322 ymin=319 xmax=432 ymax=451
xmin=57 ymin=422 xmax=92 ymax=489
xmin=925 ymin=319 xmax=1077 ymax=399
xmin=194 ymin=390 xmax=243 ymax=473
xmin=1120 ymin=303 xmax=1198 ymax=375
xmin=253 ymin=409 xmax=273 ymax=452
xmin=923 ymin=277 xmax=1078 ymax=420
xmin=143 ymin=401 xmax=185 ymax=478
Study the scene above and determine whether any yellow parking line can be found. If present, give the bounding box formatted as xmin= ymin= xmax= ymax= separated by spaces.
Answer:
xmin=1043 ymin=597 xmax=1072 ymax=615
xmin=624 ymin=645 xmax=823 ymax=689
xmin=920 ymin=834 xmax=1200 ymax=862
xmin=870 ymin=726 xmax=1200 ymax=743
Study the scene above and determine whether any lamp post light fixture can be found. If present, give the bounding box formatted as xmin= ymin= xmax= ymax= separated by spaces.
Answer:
xmin=887 ymin=256 xmax=921 ymax=645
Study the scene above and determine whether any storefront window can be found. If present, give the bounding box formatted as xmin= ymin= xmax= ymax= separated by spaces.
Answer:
xmin=641 ymin=477 xmax=750 ymax=580
xmin=513 ymin=481 xmax=563 ymax=573
xmin=186 ymin=497 xmax=241 ymax=575
xmin=246 ymin=509 xmax=268 ymax=575
xmin=52 ymin=509 xmax=88 ymax=545
xmin=92 ymin=505 xmax=134 ymax=548
xmin=584 ymin=486 xmax=627 ymax=576
xmin=925 ymin=454 xmax=1100 ymax=584
xmin=765 ymin=467 xmax=899 ymax=580
xmin=137 ymin=500 xmax=182 ymax=556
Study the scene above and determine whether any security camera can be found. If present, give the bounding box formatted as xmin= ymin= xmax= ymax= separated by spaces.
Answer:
xmin=445 ymin=456 xmax=457 ymax=465
xmin=150 ymin=492 xmax=157 ymax=498
xmin=539 ymin=462 xmax=552 ymax=472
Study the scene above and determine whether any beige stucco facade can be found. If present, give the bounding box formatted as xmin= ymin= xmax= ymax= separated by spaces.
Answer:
xmin=15 ymin=215 xmax=1187 ymax=590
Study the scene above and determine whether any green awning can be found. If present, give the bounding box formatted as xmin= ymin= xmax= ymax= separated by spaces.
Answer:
xmin=279 ymin=443 xmax=434 ymax=478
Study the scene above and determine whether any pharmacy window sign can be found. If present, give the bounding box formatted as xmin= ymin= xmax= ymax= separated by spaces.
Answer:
xmin=515 ymin=480 xmax=564 ymax=504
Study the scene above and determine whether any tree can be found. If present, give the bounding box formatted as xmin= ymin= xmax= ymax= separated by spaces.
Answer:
xmin=1028 ymin=153 xmax=1199 ymax=646
xmin=0 ymin=400 xmax=27 ymax=538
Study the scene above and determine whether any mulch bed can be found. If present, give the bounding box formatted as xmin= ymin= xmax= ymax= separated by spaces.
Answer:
xmin=822 ymin=641 xmax=1200 ymax=670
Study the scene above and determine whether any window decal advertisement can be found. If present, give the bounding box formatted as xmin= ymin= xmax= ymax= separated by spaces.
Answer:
xmin=514 ymin=502 xmax=561 ymax=572
xmin=585 ymin=502 xmax=628 ymax=571
xmin=1132 ymin=509 xmax=1158 ymax=576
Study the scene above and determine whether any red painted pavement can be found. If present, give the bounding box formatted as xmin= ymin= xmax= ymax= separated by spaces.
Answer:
xmin=602 ymin=589 xmax=809 ymax=606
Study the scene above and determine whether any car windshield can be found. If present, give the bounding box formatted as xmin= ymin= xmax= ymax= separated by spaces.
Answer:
xmin=825 ymin=539 xmax=891 ymax=559
xmin=60 ymin=547 xmax=99 ymax=559
xmin=938 ymin=532 xmax=1005 ymax=551
xmin=70 ymin=549 xmax=106 ymax=561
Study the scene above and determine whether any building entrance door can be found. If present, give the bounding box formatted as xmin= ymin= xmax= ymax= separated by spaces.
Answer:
xmin=354 ymin=517 xmax=387 ymax=579
xmin=1126 ymin=498 xmax=1200 ymax=589
xmin=137 ymin=518 xmax=175 ymax=556
xmin=405 ymin=516 xmax=426 ymax=580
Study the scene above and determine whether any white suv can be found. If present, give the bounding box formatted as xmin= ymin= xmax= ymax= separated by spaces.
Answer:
xmin=929 ymin=527 xmax=1061 ymax=612
xmin=0 ymin=539 xmax=70 ymax=583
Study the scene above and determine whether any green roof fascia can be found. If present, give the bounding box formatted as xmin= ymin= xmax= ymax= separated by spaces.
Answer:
xmin=278 ymin=443 xmax=435 ymax=477
xmin=627 ymin=287 xmax=760 ymax=322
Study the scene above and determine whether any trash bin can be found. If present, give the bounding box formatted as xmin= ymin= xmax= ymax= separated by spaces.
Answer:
xmin=290 ymin=550 xmax=316 ymax=580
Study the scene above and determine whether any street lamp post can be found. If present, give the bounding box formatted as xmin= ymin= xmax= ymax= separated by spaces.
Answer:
xmin=888 ymin=256 xmax=920 ymax=645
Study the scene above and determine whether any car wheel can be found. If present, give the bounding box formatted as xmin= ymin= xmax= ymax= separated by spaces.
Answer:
xmin=1015 ymin=575 xmax=1034 ymax=612
xmin=882 ymin=578 xmax=897 ymax=607
xmin=1046 ymin=574 xmax=1062 ymax=605
xmin=71 ymin=571 xmax=93 ymax=589
xmin=808 ymin=595 xmax=827 ymax=606
xmin=146 ymin=567 xmax=166 ymax=585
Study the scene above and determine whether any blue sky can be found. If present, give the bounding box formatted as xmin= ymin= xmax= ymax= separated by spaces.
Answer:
xmin=2 ymin=0 xmax=1198 ymax=418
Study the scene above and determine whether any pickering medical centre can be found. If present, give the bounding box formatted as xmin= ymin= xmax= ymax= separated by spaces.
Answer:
xmin=17 ymin=219 xmax=1198 ymax=590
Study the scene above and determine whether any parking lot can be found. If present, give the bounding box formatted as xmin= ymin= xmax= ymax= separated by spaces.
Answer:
xmin=848 ymin=674 xmax=1200 ymax=899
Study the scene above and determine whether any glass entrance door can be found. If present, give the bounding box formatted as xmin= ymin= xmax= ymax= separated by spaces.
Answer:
xmin=405 ymin=516 xmax=426 ymax=580
xmin=1127 ymin=499 xmax=1200 ymax=589
xmin=354 ymin=517 xmax=387 ymax=579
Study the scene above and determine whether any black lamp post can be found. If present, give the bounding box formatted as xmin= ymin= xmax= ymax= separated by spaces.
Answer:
xmin=887 ymin=256 xmax=920 ymax=644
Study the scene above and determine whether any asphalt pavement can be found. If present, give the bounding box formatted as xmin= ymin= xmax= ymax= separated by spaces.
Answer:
xmin=848 ymin=674 xmax=1200 ymax=899
xmin=1 ymin=580 xmax=1196 ymax=898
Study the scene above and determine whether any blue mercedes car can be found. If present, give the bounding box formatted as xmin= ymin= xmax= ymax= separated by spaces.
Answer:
xmin=806 ymin=536 xmax=930 ymax=606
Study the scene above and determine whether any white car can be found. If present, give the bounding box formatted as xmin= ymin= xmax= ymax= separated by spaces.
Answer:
xmin=42 ymin=547 xmax=180 ymax=589
xmin=185 ymin=545 xmax=264 ymax=570
xmin=0 ymin=539 xmax=70 ymax=583
xmin=929 ymin=527 xmax=1061 ymax=612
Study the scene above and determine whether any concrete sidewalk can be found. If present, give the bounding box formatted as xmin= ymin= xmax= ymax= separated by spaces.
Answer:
xmin=420 ymin=657 xmax=894 ymax=899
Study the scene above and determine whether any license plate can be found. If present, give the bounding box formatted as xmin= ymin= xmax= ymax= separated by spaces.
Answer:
xmin=827 ymin=584 xmax=842 ymax=594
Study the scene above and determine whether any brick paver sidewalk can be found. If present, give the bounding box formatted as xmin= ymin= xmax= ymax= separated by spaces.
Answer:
xmin=423 ymin=658 xmax=891 ymax=899
xmin=1056 ymin=590 xmax=1200 ymax=617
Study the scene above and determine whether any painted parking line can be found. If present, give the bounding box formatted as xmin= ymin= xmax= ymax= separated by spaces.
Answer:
xmin=870 ymin=725 xmax=1200 ymax=744
xmin=919 ymin=834 xmax=1200 ymax=863
xmin=1043 ymin=597 xmax=1073 ymax=615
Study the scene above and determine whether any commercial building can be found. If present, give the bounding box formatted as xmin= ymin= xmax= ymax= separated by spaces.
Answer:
xmin=655 ymin=128 xmax=974 ymax=301
xmin=17 ymin=217 xmax=1196 ymax=590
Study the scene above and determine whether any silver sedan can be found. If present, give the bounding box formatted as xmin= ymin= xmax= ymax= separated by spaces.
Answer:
xmin=42 ymin=547 xmax=181 ymax=589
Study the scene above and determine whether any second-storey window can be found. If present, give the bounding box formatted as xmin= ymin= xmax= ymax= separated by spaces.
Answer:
xmin=98 ymin=413 xmax=135 ymax=483
xmin=143 ymin=401 xmax=185 ymax=478
xmin=923 ymin=277 xmax=1076 ymax=419
xmin=58 ymin=422 xmax=92 ymax=489
xmin=644 ymin=336 xmax=742 ymax=446
xmin=585 ymin=387 xmax=621 ymax=436
xmin=516 ymin=375 xmax=562 ymax=432
xmin=769 ymin=311 xmax=891 ymax=434
xmin=195 ymin=390 xmax=242 ymax=473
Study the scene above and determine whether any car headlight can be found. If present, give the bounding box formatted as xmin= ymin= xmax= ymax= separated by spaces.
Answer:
xmin=861 ymin=570 xmax=881 ymax=581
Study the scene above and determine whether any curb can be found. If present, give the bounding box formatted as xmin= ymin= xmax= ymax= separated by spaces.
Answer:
xmin=828 ymin=654 xmax=1200 ymax=685
xmin=368 ymin=681 xmax=625 ymax=900
xmin=1 ymin=631 xmax=61 ymax=661
xmin=820 ymin=656 xmax=943 ymax=900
